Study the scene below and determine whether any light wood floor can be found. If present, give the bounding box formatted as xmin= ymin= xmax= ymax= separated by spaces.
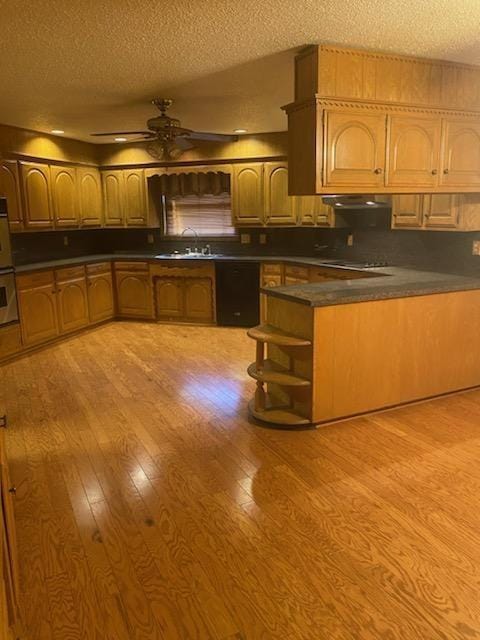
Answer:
xmin=3 ymin=322 xmax=480 ymax=639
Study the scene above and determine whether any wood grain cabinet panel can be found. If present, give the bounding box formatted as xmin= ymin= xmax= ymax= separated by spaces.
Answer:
xmin=0 ymin=161 xmax=23 ymax=232
xmin=391 ymin=194 xmax=424 ymax=228
xmin=295 ymin=195 xmax=333 ymax=226
xmin=124 ymin=169 xmax=147 ymax=226
xmin=17 ymin=272 xmax=59 ymax=346
xmin=264 ymin=162 xmax=296 ymax=225
xmin=232 ymin=164 xmax=264 ymax=225
xmin=20 ymin=162 xmax=53 ymax=229
xmin=424 ymin=194 xmax=459 ymax=228
xmin=78 ymin=167 xmax=103 ymax=227
xmin=86 ymin=266 xmax=114 ymax=323
xmin=386 ymin=115 xmax=441 ymax=187
xmin=102 ymin=170 xmax=125 ymax=226
xmin=51 ymin=165 xmax=79 ymax=227
xmin=115 ymin=269 xmax=153 ymax=318
xmin=155 ymin=278 xmax=184 ymax=319
xmin=184 ymin=278 xmax=213 ymax=323
xmin=440 ymin=119 xmax=480 ymax=187
xmin=324 ymin=111 xmax=387 ymax=188
xmin=55 ymin=268 xmax=89 ymax=334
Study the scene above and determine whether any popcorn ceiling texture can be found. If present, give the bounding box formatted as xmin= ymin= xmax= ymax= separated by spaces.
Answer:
xmin=2 ymin=0 xmax=480 ymax=142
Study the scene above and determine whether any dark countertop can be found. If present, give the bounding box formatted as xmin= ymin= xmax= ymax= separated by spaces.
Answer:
xmin=14 ymin=253 xmax=480 ymax=308
xmin=264 ymin=265 xmax=480 ymax=307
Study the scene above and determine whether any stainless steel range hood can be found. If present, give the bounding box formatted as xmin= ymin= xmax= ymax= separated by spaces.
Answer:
xmin=322 ymin=195 xmax=391 ymax=210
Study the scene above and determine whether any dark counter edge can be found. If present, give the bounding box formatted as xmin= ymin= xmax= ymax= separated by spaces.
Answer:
xmin=14 ymin=253 xmax=480 ymax=309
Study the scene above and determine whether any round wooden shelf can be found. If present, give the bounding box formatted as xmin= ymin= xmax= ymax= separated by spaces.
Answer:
xmin=247 ymin=324 xmax=311 ymax=347
xmin=248 ymin=400 xmax=310 ymax=426
xmin=247 ymin=360 xmax=311 ymax=387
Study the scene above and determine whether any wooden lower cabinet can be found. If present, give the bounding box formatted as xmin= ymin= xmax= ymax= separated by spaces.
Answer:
xmin=86 ymin=263 xmax=115 ymax=323
xmin=55 ymin=266 xmax=89 ymax=334
xmin=16 ymin=271 xmax=59 ymax=346
xmin=155 ymin=276 xmax=214 ymax=323
xmin=0 ymin=429 xmax=22 ymax=639
xmin=0 ymin=325 xmax=22 ymax=361
xmin=114 ymin=263 xmax=154 ymax=319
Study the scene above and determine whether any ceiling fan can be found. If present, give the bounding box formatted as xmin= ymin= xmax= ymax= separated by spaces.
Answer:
xmin=91 ymin=98 xmax=238 ymax=160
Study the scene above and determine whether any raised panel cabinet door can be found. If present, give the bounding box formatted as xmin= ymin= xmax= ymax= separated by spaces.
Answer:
xmin=0 ymin=161 xmax=23 ymax=232
xmin=0 ymin=432 xmax=21 ymax=629
xmin=115 ymin=272 xmax=153 ymax=318
xmin=56 ymin=276 xmax=89 ymax=334
xmin=155 ymin=278 xmax=185 ymax=319
xmin=391 ymin=194 xmax=424 ymax=228
xmin=78 ymin=167 xmax=103 ymax=226
xmin=440 ymin=120 xmax=480 ymax=187
xmin=124 ymin=169 xmax=147 ymax=226
xmin=51 ymin=165 xmax=79 ymax=227
xmin=184 ymin=278 xmax=213 ymax=323
xmin=264 ymin=162 xmax=296 ymax=225
xmin=324 ymin=111 xmax=387 ymax=188
xmin=87 ymin=272 xmax=114 ymax=323
xmin=20 ymin=162 xmax=53 ymax=229
xmin=17 ymin=284 xmax=59 ymax=345
xmin=232 ymin=164 xmax=264 ymax=225
xmin=424 ymin=194 xmax=459 ymax=228
xmin=102 ymin=170 xmax=125 ymax=226
xmin=386 ymin=115 xmax=441 ymax=187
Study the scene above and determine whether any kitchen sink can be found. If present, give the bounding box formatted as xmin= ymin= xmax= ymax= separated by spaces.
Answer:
xmin=155 ymin=253 xmax=223 ymax=259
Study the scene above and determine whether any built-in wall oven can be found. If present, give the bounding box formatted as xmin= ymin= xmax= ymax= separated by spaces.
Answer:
xmin=0 ymin=197 xmax=18 ymax=325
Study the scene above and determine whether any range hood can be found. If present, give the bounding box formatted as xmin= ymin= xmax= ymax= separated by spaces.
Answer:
xmin=322 ymin=195 xmax=391 ymax=210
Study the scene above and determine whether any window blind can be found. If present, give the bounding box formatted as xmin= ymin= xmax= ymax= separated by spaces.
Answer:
xmin=165 ymin=193 xmax=236 ymax=237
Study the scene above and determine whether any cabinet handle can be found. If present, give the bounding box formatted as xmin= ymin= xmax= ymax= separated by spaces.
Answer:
xmin=8 ymin=486 xmax=16 ymax=495
xmin=374 ymin=168 xmax=383 ymax=175
xmin=431 ymin=169 xmax=438 ymax=175
xmin=0 ymin=415 xmax=6 ymax=429
xmin=444 ymin=168 xmax=449 ymax=174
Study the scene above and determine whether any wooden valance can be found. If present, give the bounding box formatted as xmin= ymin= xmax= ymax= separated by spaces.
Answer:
xmin=150 ymin=171 xmax=230 ymax=197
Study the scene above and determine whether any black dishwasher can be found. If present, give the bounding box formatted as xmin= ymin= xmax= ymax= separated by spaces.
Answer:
xmin=215 ymin=261 xmax=260 ymax=327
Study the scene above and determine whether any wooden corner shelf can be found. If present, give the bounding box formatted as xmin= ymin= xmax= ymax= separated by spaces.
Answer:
xmin=248 ymin=400 xmax=310 ymax=426
xmin=247 ymin=360 xmax=311 ymax=387
xmin=247 ymin=324 xmax=311 ymax=347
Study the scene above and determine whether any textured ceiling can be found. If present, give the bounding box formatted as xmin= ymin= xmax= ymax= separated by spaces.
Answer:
xmin=2 ymin=0 xmax=480 ymax=143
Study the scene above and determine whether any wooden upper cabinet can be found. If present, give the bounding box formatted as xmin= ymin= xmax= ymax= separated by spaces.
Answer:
xmin=264 ymin=162 xmax=295 ymax=225
xmin=55 ymin=267 xmax=89 ymax=334
xmin=386 ymin=115 xmax=441 ymax=187
xmin=424 ymin=194 xmax=459 ymax=228
xmin=391 ymin=194 xmax=424 ymax=228
xmin=0 ymin=160 xmax=23 ymax=232
xmin=124 ymin=169 xmax=147 ymax=226
xmin=324 ymin=111 xmax=387 ymax=188
xmin=440 ymin=119 xmax=480 ymax=187
xmin=296 ymin=195 xmax=333 ymax=227
xmin=232 ymin=164 xmax=264 ymax=225
xmin=50 ymin=165 xmax=79 ymax=227
xmin=102 ymin=170 xmax=124 ymax=226
xmin=20 ymin=162 xmax=53 ymax=229
xmin=78 ymin=167 xmax=103 ymax=227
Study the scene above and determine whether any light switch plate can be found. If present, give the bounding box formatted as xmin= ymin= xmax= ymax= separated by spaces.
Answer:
xmin=63 ymin=235 xmax=69 ymax=246
xmin=472 ymin=240 xmax=480 ymax=255
xmin=240 ymin=233 xmax=251 ymax=244
xmin=347 ymin=233 xmax=354 ymax=247
xmin=259 ymin=234 xmax=267 ymax=245
xmin=147 ymin=233 xmax=154 ymax=244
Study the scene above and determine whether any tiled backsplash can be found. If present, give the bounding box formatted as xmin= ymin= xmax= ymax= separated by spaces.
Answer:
xmin=11 ymin=209 xmax=480 ymax=275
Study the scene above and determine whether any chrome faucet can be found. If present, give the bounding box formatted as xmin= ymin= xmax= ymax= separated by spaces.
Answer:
xmin=180 ymin=227 xmax=200 ymax=254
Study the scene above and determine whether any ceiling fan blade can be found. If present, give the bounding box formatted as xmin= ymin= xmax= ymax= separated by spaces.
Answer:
xmin=175 ymin=136 xmax=195 ymax=151
xmin=90 ymin=130 xmax=153 ymax=137
xmin=188 ymin=131 xmax=238 ymax=143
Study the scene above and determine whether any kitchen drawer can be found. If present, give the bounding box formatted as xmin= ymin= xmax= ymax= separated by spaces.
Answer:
xmin=284 ymin=264 xmax=309 ymax=280
xmin=262 ymin=262 xmax=283 ymax=276
xmin=284 ymin=275 xmax=309 ymax=285
xmin=114 ymin=261 xmax=150 ymax=272
xmin=86 ymin=262 xmax=112 ymax=275
xmin=261 ymin=274 xmax=283 ymax=288
xmin=150 ymin=263 xmax=214 ymax=279
xmin=55 ymin=265 xmax=86 ymax=282
xmin=0 ymin=324 xmax=22 ymax=359
xmin=16 ymin=270 xmax=54 ymax=289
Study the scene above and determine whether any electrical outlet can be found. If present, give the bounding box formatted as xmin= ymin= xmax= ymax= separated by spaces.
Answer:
xmin=259 ymin=233 xmax=267 ymax=245
xmin=147 ymin=233 xmax=154 ymax=244
xmin=240 ymin=233 xmax=251 ymax=244
xmin=63 ymin=235 xmax=69 ymax=246
xmin=472 ymin=240 xmax=480 ymax=255
xmin=347 ymin=233 xmax=354 ymax=247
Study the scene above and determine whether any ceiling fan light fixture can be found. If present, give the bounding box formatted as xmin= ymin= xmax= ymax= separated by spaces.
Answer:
xmin=233 ymin=128 xmax=247 ymax=134
xmin=114 ymin=137 xmax=127 ymax=142
xmin=51 ymin=129 xmax=64 ymax=135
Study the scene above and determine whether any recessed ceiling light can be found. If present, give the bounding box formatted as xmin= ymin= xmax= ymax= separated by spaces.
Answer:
xmin=114 ymin=137 xmax=127 ymax=142
xmin=335 ymin=202 xmax=343 ymax=207
xmin=233 ymin=128 xmax=247 ymax=134
xmin=51 ymin=129 xmax=64 ymax=135
xmin=365 ymin=200 xmax=376 ymax=206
